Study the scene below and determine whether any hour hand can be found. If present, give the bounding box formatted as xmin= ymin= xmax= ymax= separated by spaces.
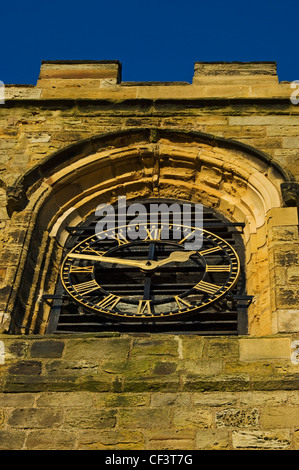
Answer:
xmin=155 ymin=250 xmax=197 ymax=267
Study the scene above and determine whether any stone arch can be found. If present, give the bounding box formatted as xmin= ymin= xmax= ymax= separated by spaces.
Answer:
xmin=3 ymin=128 xmax=298 ymax=335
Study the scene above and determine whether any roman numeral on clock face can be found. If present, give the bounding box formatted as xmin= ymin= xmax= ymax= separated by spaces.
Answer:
xmin=81 ymin=244 xmax=106 ymax=256
xmin=137 ymin=300 xmax=153 ymax=315
xmin=199 ymin=246 xmax=222 ymax=256
xmin=174 ymin=295 xmax=192 ymax=310
xmin=205 ymin=265 xmax=231 ymax=272
xmin=113 ymin=233 xmax=129 ymax=245
xmin=193 ymin=280 xmax=221 ymax=295
xmin=72 ymin=279 xmax=100 ymax=295
xmin=97 ymin=294 xmax=121 ymax=309
xmin=69 ymin=265 xmax=94 ymax=273
xmin=145 ymin=227 xmax=162 ymax=241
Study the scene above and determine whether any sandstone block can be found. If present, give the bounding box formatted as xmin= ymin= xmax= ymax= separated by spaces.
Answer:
xmin=203 ymin=338 xmax=239 ymax=358
xmin=101 ymin=358 xmax=154 ymax=379
xmin=178 ymin=359 xmax=223 ymax=376
xmin=30 ymin=340 xmax=64 ymax=358
xmin=0 ymin=430 xmax=26 ymax=450
xmin=45 ymin=359 xmax=99 ymax=376
xmin=26 ymin=430 xmax=76 ymax=450
xmin=192 ymin=391 xmax=239 ymax=407
xmin=232 ymin=429 xmax=291 ymax=449
xmin=77 ymin=430 xmax=145 ymax=450
xmin=64 ymin=408 xmax=117 ymax=429
xmin=0 ymin=392 xmax=35 ymax=407
xmin=131 ymin=336 xmax=179 ymax=358
xmin=36 ymin=392 xmax=93 ymax=407
xmin=283 ymin=137 xmax=299 ymax=148
xmin=118 ymin=408 xmax=172 ymax=429
xmin=147 ymin=429 xmax=195 ymax=450
xmin=173 ymin=407 xmax=213 ymax=429
xmin=63 ymin=337 xmax=130 ymax=361
xmin=94 ymin=393 xmax=150 ymax=408
xmin=261 ymin=406 xmax=299 ymax=429
xmin=8 ymin=360 xmax=42 ymax=375
xmin=8 ymin=408 xmax=64 ymax=428
xmin=150 ymin=392 xmax=191 ymax=408
xmin=179 ymin=336 xmax=205 ymax=360
xmin=215 ymin=407 xmax=259 ymax=428
xmin=277 ymin=288 xmax=299 ymax=309
xmin=123 ymin=375 xmax=180 ymax=393
xmin=239 ymin=338 xmax=291 ymax=361
xmin=196 ymin=429 xmax=230 ymax=449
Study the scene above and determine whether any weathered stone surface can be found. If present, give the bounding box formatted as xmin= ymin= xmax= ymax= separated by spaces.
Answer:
xmin=131 ymin=336 xmax=179 ymax=357
xmin=63 ymin=337 xmax=130 ymax=361
xmin=101 ymin=358 xmax=153 ymax=377
xmin=147 ymin=430 xmax=196 ymax=450
xmin=260 ymin=406 xmax=299 ymax=429
xmin=0 ymin=332 xmax=298 ymax=449
xmin=203 ymin=338 xmax=239 ymax=359
xmin=0 ymin=410 xmax=4 ymax=427
xmin=26 ymin=430 xmax=76 ymax=450
xmin=30 ymin=340 xmax=64 ymax=358
xmin=153 ymin=361 xmax=178 ymax=375
xmin=239 ymin=338 xmax=291 ymax=361
xmin=123 ymin=375 xmax=180 ymax=393
xmin=0 ymin=430 xmax=26 ymax=450
xmin=64 ymin=408 xmax=117 ymax=429
xmin=118 ymin=408 xmax=172 ymax=429
xmin=150 ymin=392 xmax=191 ymax=407
xmin=8 ymin=408 xmax=64 ymax=428
xmin=215 ymin=408 xmax=259 ymax=428
xmin=196 ymin=429 xmax=230 ymax=449
xmin=178 ymin=358 xmax=223 ymax=376
xmin=232 ymin=430 xmax=291 ymax=449
xmin=6 ymin=341 xmax=28 ymax=358
xmin=94 ymin=392 xmax=150 ymax=408
xmin=0 ymin=392 xmax=35 ymax=407
xmin=77 ymin=430 xmax=145 ymax=450
xmin=36 ymin=391 xmax=94 ymax=407
xmin=45 ymin=359 xmax=99 ymax=376
xmin=8 ymin=360 xmax=42 ymax=375
xmin=173 ymin=407 xmax=213 ymax=429
xmin=179 ymin=336 xmax=205 ymax=360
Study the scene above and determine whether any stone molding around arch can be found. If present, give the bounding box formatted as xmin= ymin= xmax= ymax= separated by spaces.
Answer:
xmin=1 ymin=128 xmax=299 ymax=336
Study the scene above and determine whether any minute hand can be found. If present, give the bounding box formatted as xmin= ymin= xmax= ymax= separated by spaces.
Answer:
xmin=67 ymin=250 xmax=196 ymax=271
xmin=67 ymin=253 xmax=153 ymax=269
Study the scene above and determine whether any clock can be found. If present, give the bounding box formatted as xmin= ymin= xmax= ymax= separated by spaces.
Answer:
xmin=60 ymin=221 xmax=240 ymax=322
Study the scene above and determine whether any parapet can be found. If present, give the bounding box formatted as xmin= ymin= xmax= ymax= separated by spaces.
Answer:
xmin=37 ymin=60 xmax=122 ymax=88
xmin=3 ymin=60 xmax=294 ymax=101
xmin=193 ymin=61 xmax=279 ymax=85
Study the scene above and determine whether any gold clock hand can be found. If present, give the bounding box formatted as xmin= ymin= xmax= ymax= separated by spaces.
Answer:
xmin=67 ymin=250 xmax=197 ymax=271
xmin=154 ymin=250 xmax=197 ymax=267
xmin=67 ymin=252 xmax=155 ymax=269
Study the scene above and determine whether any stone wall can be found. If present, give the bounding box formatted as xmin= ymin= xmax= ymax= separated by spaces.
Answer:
xmin=0 ymin=332 xmax=299 ymax=450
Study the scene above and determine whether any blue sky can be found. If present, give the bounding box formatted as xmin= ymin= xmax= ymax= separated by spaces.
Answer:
xmin=1 ymin=0 xmax=298 ymax=85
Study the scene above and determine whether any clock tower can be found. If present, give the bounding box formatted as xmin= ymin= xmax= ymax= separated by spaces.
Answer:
xmin=0 ymin=61 xmax=299 ymax=450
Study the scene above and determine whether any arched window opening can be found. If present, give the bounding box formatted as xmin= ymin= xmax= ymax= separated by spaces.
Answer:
xmin=44 ymin=199 xmax=250 ymax=335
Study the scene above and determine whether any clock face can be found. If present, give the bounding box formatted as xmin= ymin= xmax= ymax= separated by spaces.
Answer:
xmin=61 ymin=221 xmax=240 ymax=322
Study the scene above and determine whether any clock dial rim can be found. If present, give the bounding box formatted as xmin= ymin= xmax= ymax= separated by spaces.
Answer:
xmin=61 ymin=223 xmax=241 ymax=321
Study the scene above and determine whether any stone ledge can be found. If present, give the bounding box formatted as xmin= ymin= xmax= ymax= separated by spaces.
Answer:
xmin=0 ymin=334 xmax=298 ymax=393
